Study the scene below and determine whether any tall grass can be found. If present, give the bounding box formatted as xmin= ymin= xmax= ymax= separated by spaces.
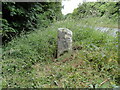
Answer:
xmin=3 ymin=19 xmax=117 ymax=62
xmin=2 ymin=19 xmax=119 ymax=88
xmin=72 ymin=16 xmax=118 ymax=28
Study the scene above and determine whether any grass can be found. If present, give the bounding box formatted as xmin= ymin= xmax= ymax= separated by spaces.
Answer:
xmin=73 ymin=16 xmax=118 ymax=28
xmin=2 ymin=19 xmax=119 ymax=88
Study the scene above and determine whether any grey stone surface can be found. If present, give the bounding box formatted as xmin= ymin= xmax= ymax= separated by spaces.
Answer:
xmin=57 ymin=28 xmax=72 ymax=57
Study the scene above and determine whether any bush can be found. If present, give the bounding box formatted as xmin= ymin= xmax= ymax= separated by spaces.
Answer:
xmin=2 ymin=2 xmax=63 ymax=44
xmin=71 ymin=2 xmax=119 ymax=20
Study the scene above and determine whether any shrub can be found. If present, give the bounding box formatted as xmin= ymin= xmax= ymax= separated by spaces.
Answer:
xmin=2 ymin=2 xmax=63 ymax=44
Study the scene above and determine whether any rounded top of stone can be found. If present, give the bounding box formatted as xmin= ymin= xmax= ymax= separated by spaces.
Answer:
xmin=58 ymin=28 xmax=72 ymax=34
xmin=58 ymin=28 xmax=69 ymax=30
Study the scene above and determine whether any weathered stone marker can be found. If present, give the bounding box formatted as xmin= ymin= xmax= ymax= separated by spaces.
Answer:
xmin=57 ymin=28 xmax=72 ymax=57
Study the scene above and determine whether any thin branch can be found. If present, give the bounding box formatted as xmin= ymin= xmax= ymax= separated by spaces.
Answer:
xmin=99 ymin=78 xmax=110 ymax=87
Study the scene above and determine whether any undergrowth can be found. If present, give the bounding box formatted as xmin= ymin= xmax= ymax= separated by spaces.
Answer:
xmin=2 ymin=19 xmax=119 ymax=88
xmin=72 ymin=16 xmax=118 ymax=28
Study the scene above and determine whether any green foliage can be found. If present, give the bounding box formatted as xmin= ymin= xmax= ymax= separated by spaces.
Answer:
xmin=72 ymin=2 xmax=119 ymax=20
xmin=2 ymin=1 xmax=119 ymax=88
xmin=2 ymin=19 xmax=15 ymax=39
xmin=3 ymin=27 xmax=57 ymax=62
xmin=74 ymin=17 xmax=118 ymax=28
xmin=2 ymin=2 xmax=62 ymax=44
xmin=2 ymin=19 xmax=119 ymax=88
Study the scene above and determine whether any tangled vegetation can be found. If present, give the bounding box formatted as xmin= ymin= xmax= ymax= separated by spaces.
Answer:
xmin=72 ymin=2 xmax=119 ymax=20
xmin=2 ymin=2 xmax=62 ymax=44
xmin=2 ymin=19 xmax=119 ymax=88
xmin=2 ymin=1 xmax=120 ymax=88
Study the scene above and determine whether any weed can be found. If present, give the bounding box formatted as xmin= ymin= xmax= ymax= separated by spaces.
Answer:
xmin=2 ymin=19 xmax=119 ymax=88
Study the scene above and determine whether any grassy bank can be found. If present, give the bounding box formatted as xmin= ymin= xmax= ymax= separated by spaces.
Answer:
xmin=2 ymin=19 xmax=119 ymax=88
xmin=73 ymin=16 xmax=118 ymax=28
